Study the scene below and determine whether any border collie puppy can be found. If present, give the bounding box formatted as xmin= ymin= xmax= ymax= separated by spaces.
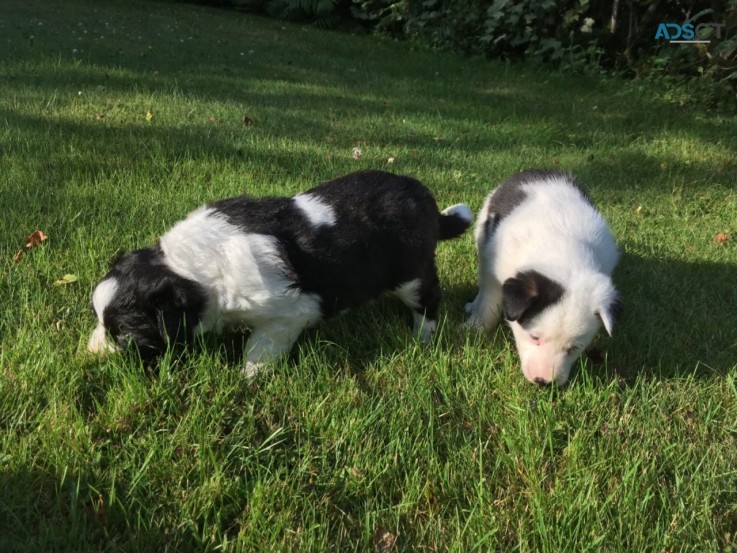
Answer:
xmin=464 ymin=170 xmax=621 ymax=386
xmin=88 ymin=170 xmax=472 ymax=376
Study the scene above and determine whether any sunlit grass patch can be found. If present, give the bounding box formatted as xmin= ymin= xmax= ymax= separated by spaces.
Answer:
xmin=1 ymin=0 xmax=736 ymax=551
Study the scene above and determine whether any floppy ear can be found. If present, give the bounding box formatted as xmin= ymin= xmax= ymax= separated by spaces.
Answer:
xmin=148 ymin=275 xmax=203 ymax=345
xmin=502 ymin=276 xmax=536 ymax=321
xmin=596 ymin=293 xmax=623 ymax=337
xmin=146 ymin=277 xmax=184 ymax=342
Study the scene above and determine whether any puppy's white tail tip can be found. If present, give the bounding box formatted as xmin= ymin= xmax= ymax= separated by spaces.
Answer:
xmin=438 ymin=203 xmax=472 ymax=240
xmin=442 ymin=203 xmax=473 ymax=223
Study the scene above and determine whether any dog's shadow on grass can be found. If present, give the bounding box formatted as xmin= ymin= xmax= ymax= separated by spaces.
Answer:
xmin=200 ymin=290 xmax=478 ymax=390
xmin=444 ymin=254 xmax=737 ymax=386
xmin=599 ymin=252 xmax=737 ymax=381
xmin=77 ymin=249 xmax=736 ymax=403
xmin=209 ymin=300 xmax=430 ymax=376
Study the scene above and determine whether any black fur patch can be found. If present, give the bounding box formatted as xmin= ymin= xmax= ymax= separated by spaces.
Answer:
xmin=502 ymin=270 xmax=565 ymax=328
xmin=212 ymin=170 xmax=452 ymax=317
xmin=481 ymin=169 xmax=592 ymax=247
xmin=101 ymin=245 xmax=207 ymax=363
xmin=488 ymin=177 xmax=528 ymax=222
xmin=438 ymin=211 xmax=471 ymax=240
xmin=490 ymin=169 xmax=592 ymax=221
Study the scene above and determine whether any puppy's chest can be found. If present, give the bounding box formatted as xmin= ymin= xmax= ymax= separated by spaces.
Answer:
xmin=197 ymin=286 xmax=321 ymax=334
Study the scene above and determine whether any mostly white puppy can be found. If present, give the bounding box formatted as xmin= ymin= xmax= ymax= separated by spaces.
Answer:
xmin=464 ymin=170 xmax=621 ymax=386
xmin=88 ymin=170 xmax=472 ymax=376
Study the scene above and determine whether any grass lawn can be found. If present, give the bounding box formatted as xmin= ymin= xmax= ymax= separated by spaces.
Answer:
xmin=1 ymin=0 xmax=737 ymax=550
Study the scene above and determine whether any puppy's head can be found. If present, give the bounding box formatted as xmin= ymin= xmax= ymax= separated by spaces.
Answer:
xmin=88 ymin=247 xmax=205 ymax=364
xmin=502 ymin=270 xmax=621 ymax=386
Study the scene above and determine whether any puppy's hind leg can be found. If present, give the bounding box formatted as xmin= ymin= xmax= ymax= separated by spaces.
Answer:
xmin=243 ymin=318 xmax=307 ymax=380
xmin=394 ymin=264 xmax=440 ymax=343
xmin=463 ymin=221 xmax=502 ymax=331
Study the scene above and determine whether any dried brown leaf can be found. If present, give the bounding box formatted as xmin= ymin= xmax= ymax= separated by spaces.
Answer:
xmin=715 ymin=231 xmax=729 ymax=246
xmin=25 ymin=229 xmax=48 ymax=249
xmin=242 ymin=113 xmax=255 ymax=125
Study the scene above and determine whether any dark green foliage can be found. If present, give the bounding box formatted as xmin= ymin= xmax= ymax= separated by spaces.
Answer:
xmin=192 ymin=0 xmax=735 ymax=107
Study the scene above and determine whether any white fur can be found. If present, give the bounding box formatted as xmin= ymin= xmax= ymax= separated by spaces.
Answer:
xmin=293 ymin=194 xmax=336 ymax=227
xmin=392 ymin=279 xmax=436 ymax=342
xmin=88 ymin=278 xmax=120 ymax=355
xmin=393 ymin=279 xmax=421 ymax=309
xmin=442 ymin=203 xmax=473 ymax=223
xmin=159 ymin=207 xmax=323 ymax=374
xmin=466 ymin=175 xmax=619 ymax=385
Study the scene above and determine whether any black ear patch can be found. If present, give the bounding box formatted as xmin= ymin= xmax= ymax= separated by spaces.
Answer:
xmin=103 ymin=247 xmax=207 ymax=364
xmin=502 ymin=270 xmax=564 ymax=327
xmin=144 ymin=274 xmax=205 ymax=347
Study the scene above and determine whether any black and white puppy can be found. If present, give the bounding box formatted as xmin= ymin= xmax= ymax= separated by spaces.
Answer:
xmin=88 ymin=170 xmax=472 ymax=376
xmin=464 ymin=170 xmax=621 ymax=386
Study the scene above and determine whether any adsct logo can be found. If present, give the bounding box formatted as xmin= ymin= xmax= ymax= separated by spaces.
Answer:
xmin=655 ymin=22 xmax=725 ymax=44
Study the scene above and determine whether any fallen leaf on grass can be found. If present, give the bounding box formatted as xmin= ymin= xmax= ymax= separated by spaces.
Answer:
xmin=14 ymin=229 xmax=48 ymax=263
xmin=53 ymin=274 xmax=79 ymax=286
xmin=373 ymin=527 xmax=396 ymax=553
xmin=352 ymin=147 xmax=362 ymax=160
xmin=242 ymin=113 xmax=255 ymax=125
xmin=25 ymin=230 xmax=48 ymax=248
xmin=715 ymin=231 xmax=729 ymax=246
xmin=145 ymin=109 xmax=153 ymax=121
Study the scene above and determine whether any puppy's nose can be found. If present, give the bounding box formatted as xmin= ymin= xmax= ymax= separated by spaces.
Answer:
xmin=533 ymin=377 xmax=551 ymax=387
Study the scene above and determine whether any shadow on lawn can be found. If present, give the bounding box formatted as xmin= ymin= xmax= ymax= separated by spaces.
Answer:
xmin=211 ymin=248 xmax=737 ymax=389
xmin=73 ymin=249 xmax=737 ymax=392
xmin=606 ymin=253 xmax=737 ymax=380
xmin=0 ymin=465 xmax=207 ymax=551
xmin=4 ymin=0 xmax=735 ymax=385
xmin=452 ymin=252 xmax=737 ymax=386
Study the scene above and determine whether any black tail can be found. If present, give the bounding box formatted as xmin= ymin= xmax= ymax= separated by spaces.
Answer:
xmin=438 ymin=204 xmax=473 ymax=240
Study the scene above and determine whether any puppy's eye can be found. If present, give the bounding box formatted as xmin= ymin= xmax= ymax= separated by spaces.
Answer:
xmin=566 ymin=345 xmax=579 ymax=355
xmin=530 ymin=335 xmax=541 ymax=345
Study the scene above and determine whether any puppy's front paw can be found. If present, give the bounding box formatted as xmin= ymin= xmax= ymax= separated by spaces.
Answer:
xmin=461 ymin=310 xmax=497 ymax=332
xmin=461 ymin=316 xmax=484 ymax=330
xmin=464 ymin=292 xmax=482 ymax=314
xmin=413 ymin=316 xmax=437 ymax=343
xmin=243 ymin=361 xmax=266 ymax=382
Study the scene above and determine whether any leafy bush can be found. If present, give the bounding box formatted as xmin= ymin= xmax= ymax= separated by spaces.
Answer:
xmin=181 ymin=0 xmax=737 ymax=107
